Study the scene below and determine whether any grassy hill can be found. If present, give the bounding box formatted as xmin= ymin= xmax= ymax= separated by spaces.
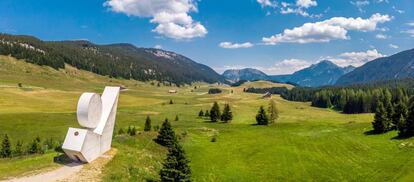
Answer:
xmin=1 ymin=56 xmax=414 ymax=181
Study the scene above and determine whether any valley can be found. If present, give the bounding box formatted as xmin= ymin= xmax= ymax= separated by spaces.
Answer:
xmin=1 ymin=56 xmax=414 ymax=181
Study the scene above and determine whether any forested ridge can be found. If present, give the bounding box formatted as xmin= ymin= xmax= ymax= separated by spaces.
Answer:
xmin=281 ymin=78 xmax=414 ymax=114
xmin=0 ymin=33 xmax=225 ymax=85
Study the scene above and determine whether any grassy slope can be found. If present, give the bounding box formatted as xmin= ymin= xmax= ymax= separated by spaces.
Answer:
xmin=1 ymin=56 xmax=414 ymax=181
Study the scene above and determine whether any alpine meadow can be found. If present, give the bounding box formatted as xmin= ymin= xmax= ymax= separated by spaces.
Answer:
xmin=1 ymin=0 xmax=414 ymax=181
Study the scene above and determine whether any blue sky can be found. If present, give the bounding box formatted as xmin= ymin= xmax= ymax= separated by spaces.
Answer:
xmin=0 ymin=0 xmax=413 ymax=75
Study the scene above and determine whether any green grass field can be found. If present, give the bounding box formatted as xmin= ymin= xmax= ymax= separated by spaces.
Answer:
xmin=1 ymin=56 xmax=414 ymax=181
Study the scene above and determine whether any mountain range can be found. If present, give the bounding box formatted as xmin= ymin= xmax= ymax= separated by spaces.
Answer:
xmin=223 ymin=60 xmax=355 ymax=87
xmin=1 ymin=33 xmax=414 ymax=88
xmin=0 ymin=33 xmax=225 ymax=85
xmin=336 ymin=48 xmax=414 ymax=85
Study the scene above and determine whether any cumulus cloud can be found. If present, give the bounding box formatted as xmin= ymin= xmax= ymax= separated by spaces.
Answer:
xmin=262 ymin=13 xmax=391 ymax=45
xmin=402 ymin=29 xmax=414 ymax=37
xmin=267 ymin=59 xmax=313 ymax=74
xmin=257 ymin=0 xmax=277 ymax=8
xmin=296 ymin=0 xmax=317 ymax=8
xmin=154 ymin=45 xmax=163 ymax=49
xmin=219 ymin=42 xmax=254 ymax=49
xmin=327 ymin=49 xmax=386 ymax=67
xmin=214 ymin=59 xmax=312 ymax=75
xmin=375 ymin=33 xmax=387 ymax=39
xmin=350 ymin=0 xmax=370 ymax=12
xmin=389 ymin=44 xmax=399 ymax=49
xmin=104 ymin=0 xmax=207 ymax=39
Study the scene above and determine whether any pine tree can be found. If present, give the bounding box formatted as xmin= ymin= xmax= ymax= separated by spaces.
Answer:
xmin=404 ymin=101 xmax=414 ymax=136
xmin=372 ymin=102 xmax=390 ymax=133
xmin=1 ymin=134 xmax=12 ymax=158
xmin=144 ymin=116 xmax=152 ymax=132
xmin=130 ymin=127 xmax=137 ymax=136
xmin=268 ymin=99 xmax=279 ymax=124
xmin=156 ymin=119 xmax=177 ymax=147
xmin=28 ymin=137 xmax=41 ymax=154
xmin=118 ymin=128 xmax=125 ymax=135
xmin=175 ymin=115 xmax=179 ymax=121
xmin=221 ymin=104 xmax=233 ymax=123
xmin=14 ymin=140 xmax=23 ymax=156
xmin=383 ymin=89 xmax=394 ymax=121
xmin=198 ymin=110 xmax=204 ymax=117
xmin=392 ymin=101 xmax=408 ymax=129
xmin=256 ymin=106 xmax=269 ymax=125
xmin=210 ymin=102 xmax=221 ymax=122
xmin=169 ymin=99 xmax=174 ymax=104
xmin=159 ymin=141 xmax=191 ymax=182
xmin=204 ymin=110 xmax=210 ymax=117
xmin=127 ymin=126 xmax=132 ymax=135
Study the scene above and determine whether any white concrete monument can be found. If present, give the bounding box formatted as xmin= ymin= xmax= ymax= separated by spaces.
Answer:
xmin=62 ymin=86 xmax=120 ymax=163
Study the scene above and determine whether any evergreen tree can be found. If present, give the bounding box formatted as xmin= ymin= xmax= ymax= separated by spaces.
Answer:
xmin=1 ymin=134 xmax=12 ymax=158
xmin=404 ymin=101 xmax=414 ymax=136
xmin=256 ymin=106 xmax=269 ymax=125
xmin=392 ymin=101 xmax=408 ymax=129
xmin=372 ymin=102 xmax=390 ymax=133
xmin=130 ymin=127 xmax=137 ymax=136
xmin=383 ymin=89 xmax=394 ymax=121
xmin=118 ymin=128 xmax=125 ymax=135
xmin=28 ymin=137 xmax=42 ymax=154
xmin=156 ymin=119 xmax=177 ymax=147
xmin=175 ymin=115 xmax=179 ymax=121
xmin=127 ymin=126 xmax=132 ymax=135
xmin=198 ymin=110 xmax=204 ymax=117
xmin=268 ymin=99 xmax=279 ymax=124
xmin=169 ymin=99 xmax=174 ymax=104
xmin=144 ymin=116 xmax=152 ymax=132
xmin=14 ymin=140 xmax=23 ymax=156
xmin=210 ymin=102 xmax=221 ymax=122
xmin=159 ymin=141 xmax=191 ymax=182
xmin=221 ymin=104 xmax=233 ymax=123
xmin=204 ymin=110 xmax=210 ymax=117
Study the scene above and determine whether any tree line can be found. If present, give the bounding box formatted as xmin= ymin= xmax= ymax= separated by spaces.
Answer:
xmin=281 ymin=79 xmax=414 ymax=114
xmin=244 ymin=87 xmax=289 ymax=95
xmin=1 ymin=135 xmax=62 ymax=158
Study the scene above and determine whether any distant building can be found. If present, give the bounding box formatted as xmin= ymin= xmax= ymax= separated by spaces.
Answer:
xmin=168 ymin=89 xmax=177 ymax=94
xmin=262 ymin=92 xmax=272 ymax=99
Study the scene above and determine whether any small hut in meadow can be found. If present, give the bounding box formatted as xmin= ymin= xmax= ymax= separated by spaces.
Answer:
xmin=168 ymin=89 xmax=177 ymax=94
xmin=262 ymin=92 xmax=272 ymax=99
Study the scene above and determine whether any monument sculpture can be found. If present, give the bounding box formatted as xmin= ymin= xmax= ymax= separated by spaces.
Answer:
xmin=62 ymin=86 xmax=120 ymax=163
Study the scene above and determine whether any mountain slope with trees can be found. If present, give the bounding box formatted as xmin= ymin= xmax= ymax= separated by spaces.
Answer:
xmin=0 ymin=33 xmax=225 ymax=85
xmin=336 ymin=48 xmax=414 ymax=85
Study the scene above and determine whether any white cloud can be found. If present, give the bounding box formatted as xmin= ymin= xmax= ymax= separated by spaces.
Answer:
xmin=389 ymin=44 xmax=399 ymax=49
xmin=402 ymin=29 xmax=414 ymax=37
xmin=267 ymin=59 xmax=313 ymax=74
xmin=375 ymin=34 xmax=387 ymax=39
xmin=350 ymin=1 xmax=369 ymax=12
xmin=154 ymin=45 xmax=163 ymax=49
xmin=392 ymin=6 xmax=405 ymax=14
xmin=219 ymin=42 xmax=254 ymax=49
xmin=407 ymin=22 xmax=414 ymax=27
xmin=257 ymin=0 xmax=277 ymax=8
xmin=214 ymin=59 xmax=313 ymax=75
xmin=327 ymin=49 xmax=385 ymax=67
xmin=104 ymin=0 xmax=207 ymax=39
xmin=296 ymin=0 xmax=317 ymax=8
xmin=262 ymin=13 xmax=391 ymax=45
